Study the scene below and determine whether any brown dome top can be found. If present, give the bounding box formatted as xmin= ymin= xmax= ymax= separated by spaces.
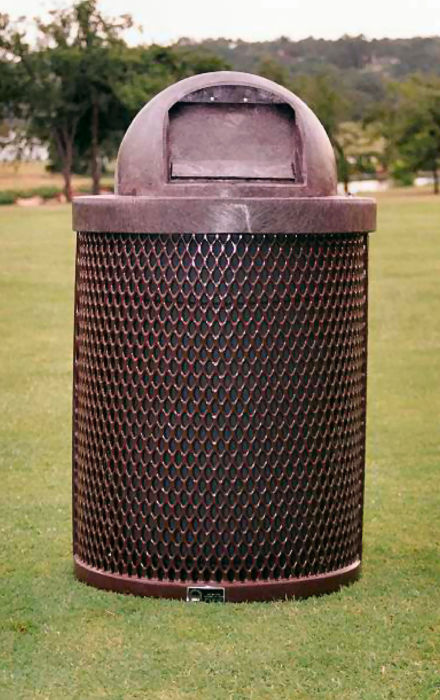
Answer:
xmin=116 ymin=71 xmax=337 ymax=199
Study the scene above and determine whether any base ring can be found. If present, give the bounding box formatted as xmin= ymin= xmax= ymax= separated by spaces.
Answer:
xmin=74 ymin=556 xmax=361 ymax=602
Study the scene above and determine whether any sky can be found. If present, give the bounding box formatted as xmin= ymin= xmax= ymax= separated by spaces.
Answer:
xmin=2 ymin=0 xmax=440 ymax=44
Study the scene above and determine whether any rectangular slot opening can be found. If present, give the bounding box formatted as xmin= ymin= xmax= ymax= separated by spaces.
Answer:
xmin=168 ymin=102 xmax=300 ymax=183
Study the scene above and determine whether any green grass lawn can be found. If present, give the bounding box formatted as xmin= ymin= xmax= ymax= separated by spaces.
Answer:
xmin=0 ymin=195 xmax=439 ymax=699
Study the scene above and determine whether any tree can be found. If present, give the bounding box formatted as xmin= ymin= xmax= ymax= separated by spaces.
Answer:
xmin=1 ymin=4 xmax=230 ymax=199
xmin=393 ymin=76 xmax=440 ymax=193
xmin=171 ymin=44 xmax=230 ymax=79
xmin=1 ymin=3 xmax=135 ymax=199
xmin=29 ymin=1 xmax=133 ymax=196
xmin=337 ymin=121 xmax=385 ymax=180
xmin=330 ymin=34 xmax=371 ymax=70
xmin=291 ymin=73 xmax=353 ymax=192
xmin=0 ymin=19 xmax=86 ymax=200
xmin=250 ymin=60 xmax=355 ymax=191
xmin=257 ymin=56 xmax=290 ymax=86
xmin=112 ymin=43 xmax=228 ymax=116
xmin=368 ymin=75 xmax=440 ymax=193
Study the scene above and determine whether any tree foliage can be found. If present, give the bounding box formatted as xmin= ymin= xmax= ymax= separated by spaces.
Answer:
xmin=256 ymin=59 xmax=354 ymax=190
xmin=0 ymin=3 xmax=132 ymax=198
xmin=257 ymin=49 xmax=440 ymax=192
xmin=0 ymin=2 xmax=229 ymax=199
xmin=367 ymin=75 xmax=440 ymax=193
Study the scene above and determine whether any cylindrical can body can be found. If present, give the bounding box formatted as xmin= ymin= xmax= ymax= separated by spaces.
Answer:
xmin=73 ymin=230 xmax=368 ymax=601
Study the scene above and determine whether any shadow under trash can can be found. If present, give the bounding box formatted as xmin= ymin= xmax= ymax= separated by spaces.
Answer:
xmin=72 ymin=71 xmax=376 ymax=602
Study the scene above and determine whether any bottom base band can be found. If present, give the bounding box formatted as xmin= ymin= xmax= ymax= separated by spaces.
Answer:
xmin=74 ymin=556 xmax=361 ymax=602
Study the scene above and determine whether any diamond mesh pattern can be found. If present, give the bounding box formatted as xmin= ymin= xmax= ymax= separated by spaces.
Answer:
xmin=73 ymin=232 xmax=368 ymax=585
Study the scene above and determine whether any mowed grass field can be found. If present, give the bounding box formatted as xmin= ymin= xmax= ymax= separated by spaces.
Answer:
xmin=0 ymin=193 xmax=439 ymax=699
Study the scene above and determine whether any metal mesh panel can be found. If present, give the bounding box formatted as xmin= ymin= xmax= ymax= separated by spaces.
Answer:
xmin=73 ymin=232 xmax=368 ymax=587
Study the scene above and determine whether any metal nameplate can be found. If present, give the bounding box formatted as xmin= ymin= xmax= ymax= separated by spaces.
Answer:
xmin=186 ymin=586 xmax=226 ymax=603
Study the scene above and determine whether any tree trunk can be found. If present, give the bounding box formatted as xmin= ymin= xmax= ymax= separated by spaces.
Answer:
xmin=334 ymin=139 xmax=350 ymax=194
xmin=433 ymin=164 xmax=439 ymax=195
xmin=54 ymin=128 xmax=75 ymax=202
xmin=61 ymin=133 xmax=74 ymax=202
xmin=62 ymin=166 xmax=73 ymax=202
xmin=91 ymin=97 xmax=100 ymax=195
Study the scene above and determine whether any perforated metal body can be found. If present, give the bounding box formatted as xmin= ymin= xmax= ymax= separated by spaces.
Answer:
xmin=73 ymin=230 xmax=368 ymax=601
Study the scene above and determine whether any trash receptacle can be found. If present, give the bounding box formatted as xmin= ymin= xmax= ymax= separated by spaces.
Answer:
xmin=72 ymin=71 xmax=376 ymax=602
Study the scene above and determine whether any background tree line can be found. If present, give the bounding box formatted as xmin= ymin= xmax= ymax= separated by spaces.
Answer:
xmin=1 ymin=5 xmax=439 ymax=196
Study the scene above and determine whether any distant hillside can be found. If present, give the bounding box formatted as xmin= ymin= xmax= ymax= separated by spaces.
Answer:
xmin=180 ymin=35 xmax=440 ymax=75
xmin=175 ymin=35 xmax=440 ymax=120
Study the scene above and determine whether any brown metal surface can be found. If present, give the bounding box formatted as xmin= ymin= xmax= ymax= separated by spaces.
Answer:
xmin=72 ymin=195 xmax=376 ymax=235
xmin=73 ymin=231 xmax=368 ymax=601
xmin=74 ymin=556 xmax=361 ymax=602
xmin=116 ymin=72 xmax=337 ymax=199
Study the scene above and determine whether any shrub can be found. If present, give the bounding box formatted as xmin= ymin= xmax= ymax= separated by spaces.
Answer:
xmin=0 ymin=190 xmax=17 ymax=205
xmin=0 ymin=185 xmax=63 ymax=204
xmin=16 ymin=189 xmax=35 ymax=199
xmin=391 ymin=161 xmax=414 ymax=187
xmin=31 ymin=186 xmax=62 ymax=200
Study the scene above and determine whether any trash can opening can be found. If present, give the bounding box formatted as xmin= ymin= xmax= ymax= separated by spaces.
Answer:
xmin=168 ymin=85 xmax=301 ymax=183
